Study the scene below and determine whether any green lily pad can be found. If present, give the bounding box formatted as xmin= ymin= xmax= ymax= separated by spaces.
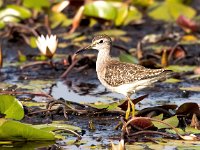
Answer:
xmin=166 ymin=65 xmax=196 ymax=73
xmin=164 ymin=78 xmax=182 ymax=83
xmin=119 ymin=53 xmax=139 ymax=64
xmin=96 ymin=29 xmax=127 ymax=37
xmin=84 ymin=1 xmax=117 ymax=20
xmin=148 ymin=0 xmax=196 ymax=22
xmin=0 ymin=95 xmax=24 ymax=120
xmin=123 ymin=6 xmax=142 ymax=25
xmin=152 ymin=115 xmax=179 ymax=129
xmin=49 ymin=12 xmax=72 ymax=29
xmin=22 ymin=0 xmax=50 ymax=9
xmin=34 ymin=121 xmax=81 ymax=132
xmin=0 ymin=118 xmax=55 ymax=141
xmin=115 ymin=4 xmax=129 ymax=26
xmin=0 ymin=5 xmax=31 ymax=24
xmin=88 ymin=101 xmax=120 ymax=110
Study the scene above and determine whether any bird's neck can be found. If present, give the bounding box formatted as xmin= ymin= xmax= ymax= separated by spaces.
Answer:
xmin=96 ymin=48 xmax=111 ymax=72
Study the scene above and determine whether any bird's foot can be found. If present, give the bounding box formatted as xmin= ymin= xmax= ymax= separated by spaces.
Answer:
xmin=125 ymin=101 xmax=130 ymax=120
xmin=125 ymin=97 xmax=135 ymax=120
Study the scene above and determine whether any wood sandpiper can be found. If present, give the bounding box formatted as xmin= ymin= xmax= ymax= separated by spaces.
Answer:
xmin=75 ymin=35 xmax=170 ymax=119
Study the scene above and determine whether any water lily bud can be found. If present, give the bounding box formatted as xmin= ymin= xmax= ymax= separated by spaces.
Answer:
xmin=36 ymin=35 xmax=58 ymax=59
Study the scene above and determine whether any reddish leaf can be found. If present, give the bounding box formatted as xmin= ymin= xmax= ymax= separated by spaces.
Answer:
xmin=176 ymin=15 xmax=198 ymax=32
xmin=168 ymin=45 xmax=186 ymax=61
xmin=130 ymin=117 xmax=152 ymax=129
xmin=69 ymin=6 xmax=84 ymax=34
xmin=176 ymin=102 xmax=200 ymax=117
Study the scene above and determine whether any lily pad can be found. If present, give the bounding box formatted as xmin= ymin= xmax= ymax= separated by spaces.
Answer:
xmin=0 ymin=118 xmax=55 ymax=141
xmin=84 ymin=1 xmax=117 ymax=20
xmin=95 ymin=29 xmax=127 ymax=37
xmin=166 ymin=65 xmax=196 ymax=73
xmin=119 ymin=53 xmax=139 ymax=64
xmin=49 ymin=12 xmax=72 ymax=29
xmin=152 ymin=115 xmax=179 ymax=129
xmin=34 ymin=121 xmax=81 ymax=132
xmin=0 ymin=5 xmax=31 ymax=24
xmin=0 ymin=95 xmax=24 ymax=120
xmin=148 ymin=0 xmax=196 ymax=22
xmin=22 ymin=0 xmax=50 ymax=9
xmin=164 ymin=78 xmax=182 ymax=83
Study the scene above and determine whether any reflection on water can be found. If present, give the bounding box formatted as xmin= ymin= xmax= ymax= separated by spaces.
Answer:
xmin=50 ymin=80 xmax=124 ymax=103
xmin=50 ymin=80 xmax=200 ymax=110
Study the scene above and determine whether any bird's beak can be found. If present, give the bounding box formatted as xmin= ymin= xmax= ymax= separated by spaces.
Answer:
xmin=75 ymin=44 xmax=94 ymax=54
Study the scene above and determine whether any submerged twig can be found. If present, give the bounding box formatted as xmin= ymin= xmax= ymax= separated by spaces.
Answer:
xmin=20 ymin=61 xmax=52 ymax=69
xmin=53 ymin=128 xmax=82 ymax=142
xmin=128 ymin=130 xmax=173 ymax=138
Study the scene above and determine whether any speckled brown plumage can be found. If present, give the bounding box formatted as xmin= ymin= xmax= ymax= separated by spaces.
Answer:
xmin=103 ymin=60 xmax=167 ymax=87
xmin=76 ymin=34 xmax=170 ymax=96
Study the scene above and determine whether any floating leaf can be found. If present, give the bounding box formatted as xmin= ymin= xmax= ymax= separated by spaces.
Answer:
xmin=123 ymin=6 xmax=142 ymax=25
xmin=0 ymin=20 xmax=5 ymax=29
xmin=177 ymin=15 xmax=198 ymax=33
xmin=96 ymin=29 xmax=126 ymax=37
xmin=180 ymin=86 xmax=200 ymax=92
xmin=0 ymin=95 xmax=24 ymax=120
xmin=132 ymin=0 xmax=154 ymax=7
xmin=166 ymin=128 xmax=185 ymax=135
xmin=130 ymin=117 xmax=153 ymax=129
xmin=22 ymin=0 xmax=50 ymax=9
xmin=0 ymin=5 xmax=31 ymax=23
xmin=164 ymin=78 xmax=182 ymax=83
xmin=152 ymin=115 xmax=179 ymax=129
xmin=29 ymin=36 xmax=37 ymax=48
xmin=0 ymin=118 xmax=55 ymax=141
xmin=166 ymin=65 xmax=196 ymax=73
xmin=176 ymin=102 xmax=200 ymax=116
xmin=49 ymin=12 xmax=72 ymax=29
xmin=34 ymin=121 xmax=81 ymax=132
xmin=115 ymin=4 xmax=142 ymax=26
xmin=185 ymin=126 xmax=200 ymax=134
xmin=181 ymin=35 xmax=198 ymax=42
xmin=153 ymin=114 xmax=163 ymax=120
xmin=88 ymin=102 xmax=119 ymax=110
xmin=84 ymin=1 xmax=117 ymax=20
xmin=148 ymin=0 xmax=196 ymax=22
xmin=115 ymin=4 xmax=129 ymax=26
xmin=18 ymin=51 xmax=27 ymax=62
xmin=119 ymin=53 xmax=138 ymax=64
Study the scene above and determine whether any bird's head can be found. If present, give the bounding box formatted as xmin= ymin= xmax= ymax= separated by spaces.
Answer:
xmin=75 ymin=35 xmax=112 ymax=54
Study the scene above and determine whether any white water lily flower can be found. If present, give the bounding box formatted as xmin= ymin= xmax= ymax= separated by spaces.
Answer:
xmin=36 ymin=35 xmax=58 ymax=58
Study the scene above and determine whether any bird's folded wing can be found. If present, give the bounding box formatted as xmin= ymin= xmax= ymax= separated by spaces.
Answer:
xmin=104 ymin=61 xmax=165 ymax=87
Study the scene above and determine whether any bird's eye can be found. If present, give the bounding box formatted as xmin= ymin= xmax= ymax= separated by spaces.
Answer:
xmin=99 ymin=40 xmax=103 ymax=43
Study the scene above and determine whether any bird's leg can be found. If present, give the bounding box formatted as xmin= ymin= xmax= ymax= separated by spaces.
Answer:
xmin=126 ymin=96 xmax=135 ymax=118
xmin=125 ymin=100 xmax=130 ymax=120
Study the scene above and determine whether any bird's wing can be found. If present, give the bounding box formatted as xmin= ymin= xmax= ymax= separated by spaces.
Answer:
xmin=103 ymin=60 xmax=166 ymax=87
